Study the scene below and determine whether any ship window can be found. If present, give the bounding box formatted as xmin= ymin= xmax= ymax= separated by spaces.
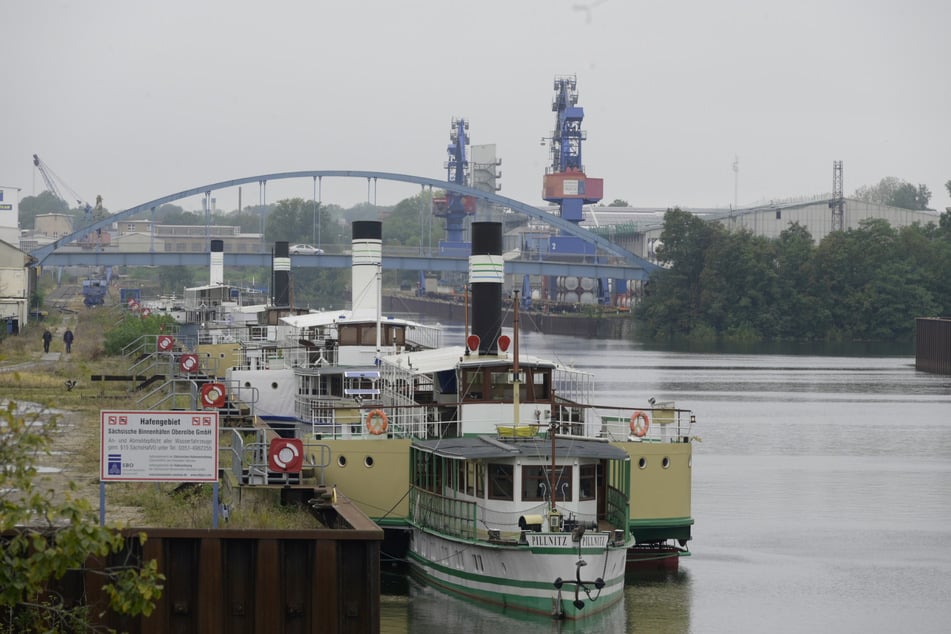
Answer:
xmin=488 ymin=463 xmax=514 ymax=500
xmin=521 ymin=466 xmax=572 ymax=502
xmin=579 ymin=464 xmax=596 ymax=501
xmin=461 ymin=369 xmax=484 ymax=401
xmin=466 ymin=462 xmax=476 ymax=496
xmin=489 ymin=371 xmax=513 ymax=401
xmin=530 ymin=369 xmax=550 ymax=400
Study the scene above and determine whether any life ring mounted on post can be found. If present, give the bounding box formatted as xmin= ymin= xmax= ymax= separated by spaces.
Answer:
xmin=630 ymin=411 xmax=650 ymax=438
xmin=366 ymin=409 xmax=388 ymax=436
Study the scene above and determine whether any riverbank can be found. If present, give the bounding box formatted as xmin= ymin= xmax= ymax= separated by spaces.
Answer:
xmin=382 ymin=292 xmax=634 ymax=338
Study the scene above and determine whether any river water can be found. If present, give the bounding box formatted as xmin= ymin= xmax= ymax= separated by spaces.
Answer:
xmin=381 ymin=327 xmax=951 ymax=633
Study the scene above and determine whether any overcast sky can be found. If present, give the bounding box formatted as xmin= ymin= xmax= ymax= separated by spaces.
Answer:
xmin=3 ymin=0 xmax=949 ymax=216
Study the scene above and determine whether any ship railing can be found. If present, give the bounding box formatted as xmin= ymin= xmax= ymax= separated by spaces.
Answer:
xmin=552 ymin=366 xmax=595 ymax=406
xmin=227 ymin=344 xmax=319 ymax=371
xmin=220 ymin=427 xmax=331 ymax=487
xmin=592 ymin=402 xmax=696 ymax=442
xmin=409 ymin=488 xmax=478 ymax=540
xmin=300 ymin=397 xmax=430 ymax=440
xmin=405 ymin=323 xmax=443 ymax=350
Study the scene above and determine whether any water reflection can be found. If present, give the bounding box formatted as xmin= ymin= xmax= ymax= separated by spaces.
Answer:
xmin=382 ymin=577 xmax=631 ymax=634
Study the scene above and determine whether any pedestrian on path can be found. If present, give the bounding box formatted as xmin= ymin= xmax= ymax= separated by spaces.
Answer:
xmin=42 ymin=329 xmax=53 ymax=353
xmin=63 ymin=328 xmax=74 ymax=353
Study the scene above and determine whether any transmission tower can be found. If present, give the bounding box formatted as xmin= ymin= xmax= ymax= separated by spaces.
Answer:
xmin=830 ymin=160 xmax=844 ymax=232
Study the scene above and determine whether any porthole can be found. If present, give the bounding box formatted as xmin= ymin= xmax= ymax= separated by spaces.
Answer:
xmin=364 ymin=456 xmax=375 ymax=468
xmin=662 ymin=457 xmax=670 ymax=469
xmin=244 ymin=381 xmax=251 ymax=388
xmin=271 ymin=382 xmax=279 ymax=390
xmin=337 ymin=455 xmax=347 ymax=468
xmin=638 ymin=457 xmax=647 ymax=469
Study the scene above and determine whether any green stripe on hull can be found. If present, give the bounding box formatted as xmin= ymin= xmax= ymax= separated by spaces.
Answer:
xmin=408 ymin=552 xmax=625 ymax=621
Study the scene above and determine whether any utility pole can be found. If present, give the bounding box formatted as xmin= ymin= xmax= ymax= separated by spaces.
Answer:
xmin=830 ymin=161 xmax=844 ymax=232
xmin=733 ymin=155 xmax=739 ymax=209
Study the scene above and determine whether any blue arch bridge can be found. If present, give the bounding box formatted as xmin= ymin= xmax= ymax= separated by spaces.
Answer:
xmin=29 ymin=170 xmax=657 ymax=285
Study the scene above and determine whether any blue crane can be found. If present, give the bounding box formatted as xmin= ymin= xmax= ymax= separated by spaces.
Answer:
xmin=539 ymin=76 xmax=612 ymax=305
xmin=433 ymin=118 xmax=476 ymax=255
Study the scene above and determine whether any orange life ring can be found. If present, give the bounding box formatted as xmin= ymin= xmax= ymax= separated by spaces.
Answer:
xmin=630 ymin=411 xmax=650 ymax=437
xmin=366 ymin=409 xmax=388 ymax=435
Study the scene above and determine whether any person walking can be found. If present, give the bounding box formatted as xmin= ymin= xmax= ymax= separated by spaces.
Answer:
xmin=42 ymin=329 xmax=53 ymax=353
xmin=63 ymin=328 xmax=74 ymax=354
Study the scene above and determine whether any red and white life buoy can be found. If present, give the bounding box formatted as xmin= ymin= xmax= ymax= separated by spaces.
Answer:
xmin=268 ymin=438 xmax=304 ymax=473
xmin=179 ymin=353 xmax=199 ymax=373
xmin=199 ymin=382 xmax=227 ymax=408
xmin=365 ymin=409 xmax=388 ymax=435
xmin=630 ymin=411 xmax=650 ymax=437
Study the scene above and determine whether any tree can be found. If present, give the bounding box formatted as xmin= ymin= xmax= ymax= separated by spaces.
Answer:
xmin=607 ymin=199 xmax=630 ymax=207
xmin=854 ymin=177 xmax=931 ymax=210
xmin=382 ymin=192 xmax=441 ymax=248
xmin=263 ymin=198 xmax=346 ymax=247
xmin=0 ymin=402 xmax=163 ymax=630
xmin=18 ymin=192 xmax=68 ymax=230
xmin=158 ymin=265 xmax=195 ymax=294
xmin=634 ymin=208 xmax=724 ymax=338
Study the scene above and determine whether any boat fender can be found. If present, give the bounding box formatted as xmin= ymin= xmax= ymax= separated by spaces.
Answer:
xmin=365 ymin=409 xmax=388 ymax=435
xmin=630 ymin=411 xmax=650 ymax=437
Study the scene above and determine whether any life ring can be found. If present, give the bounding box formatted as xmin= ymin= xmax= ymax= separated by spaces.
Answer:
xmin=366 ymin=409 xmax=388 ymax=435
xmin=630 ymin=411 xmax=650 ymax=437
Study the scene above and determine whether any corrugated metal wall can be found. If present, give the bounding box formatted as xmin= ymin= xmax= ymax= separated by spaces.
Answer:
xmin=36 ymin=513 xmax=382 ymax=633
xmin=916 ymin=317 xmax=951 ymax=375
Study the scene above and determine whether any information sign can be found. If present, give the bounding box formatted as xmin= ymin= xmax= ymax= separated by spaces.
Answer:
xmin=100 ymin=410 xmax=219 ymax=482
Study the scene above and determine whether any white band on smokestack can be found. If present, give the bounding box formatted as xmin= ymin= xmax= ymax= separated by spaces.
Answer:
xmin=210 ymin=239 xmax=224 ymax=286
xmin=273 ymin=258 xmax=291 ymax=271
xmin=469 ymin=254 xmax=504 ymax=284
xmin=352 ymin=240 xmax=382 ymax=265
xmin=351 ymin=221 xmax=383 ymax=320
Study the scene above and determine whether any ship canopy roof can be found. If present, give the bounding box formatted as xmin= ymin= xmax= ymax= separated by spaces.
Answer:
xmin=412 ymin=435 xmax=629 ymax=461
xmin=280 ymin=310 xmax=429 ymax=330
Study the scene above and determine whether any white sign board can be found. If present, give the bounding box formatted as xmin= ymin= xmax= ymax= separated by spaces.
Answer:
xmin=100 ymin=410 xmax=219 ymax=482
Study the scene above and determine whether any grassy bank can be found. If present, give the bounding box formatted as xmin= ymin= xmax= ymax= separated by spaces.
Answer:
xmin=3 ymin=297 xmax=317 ymax=530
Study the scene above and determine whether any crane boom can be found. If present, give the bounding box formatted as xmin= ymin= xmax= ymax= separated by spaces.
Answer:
xmin=31 ymin=153 xmax=92 ymax=213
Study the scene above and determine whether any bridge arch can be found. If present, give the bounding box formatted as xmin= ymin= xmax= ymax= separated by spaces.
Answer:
xmin=30 ymin=170 xmax=656 ymax=271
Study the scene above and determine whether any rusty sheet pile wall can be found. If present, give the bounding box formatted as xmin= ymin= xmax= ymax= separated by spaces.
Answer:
xmin=27 ymin=500 xmax=382 ymax=634
xmin=916 ymin=317 xmax=951 ymax=375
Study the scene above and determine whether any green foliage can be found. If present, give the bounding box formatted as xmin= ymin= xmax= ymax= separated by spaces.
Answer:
xmin=634 ymin=211 xmax=951 ymax=343
xmin=103 ymin=314 xmax=178 ymax=355
xmin=158 ymin=265 xmax=196 ymax=294
xmin=382 ymin=192 xmax=442 ymax=248
xmin=18 ymin=191 xmax=68 ymax=230
xmin=0 ymin=402 xmax=164 ymax=630
xmin=854 ymin=176 xmax=932 ymax=210
xmin=265 ymin=198 xmax=347 ymax=246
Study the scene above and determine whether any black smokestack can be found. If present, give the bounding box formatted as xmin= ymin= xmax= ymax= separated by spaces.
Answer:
xmin=273 ymin=241 xmax=290 ymax=307
xmin=470 ymin=222 xmax=503 ymax=355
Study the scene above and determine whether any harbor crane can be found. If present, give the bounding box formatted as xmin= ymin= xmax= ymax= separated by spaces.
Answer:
xmin=32 ymin=153 xmax=95 ymax=216
xmin=432 ymin=118 xmax=476 ymax=255
xmin=32 ymin=153 xmax=109 ymax=248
